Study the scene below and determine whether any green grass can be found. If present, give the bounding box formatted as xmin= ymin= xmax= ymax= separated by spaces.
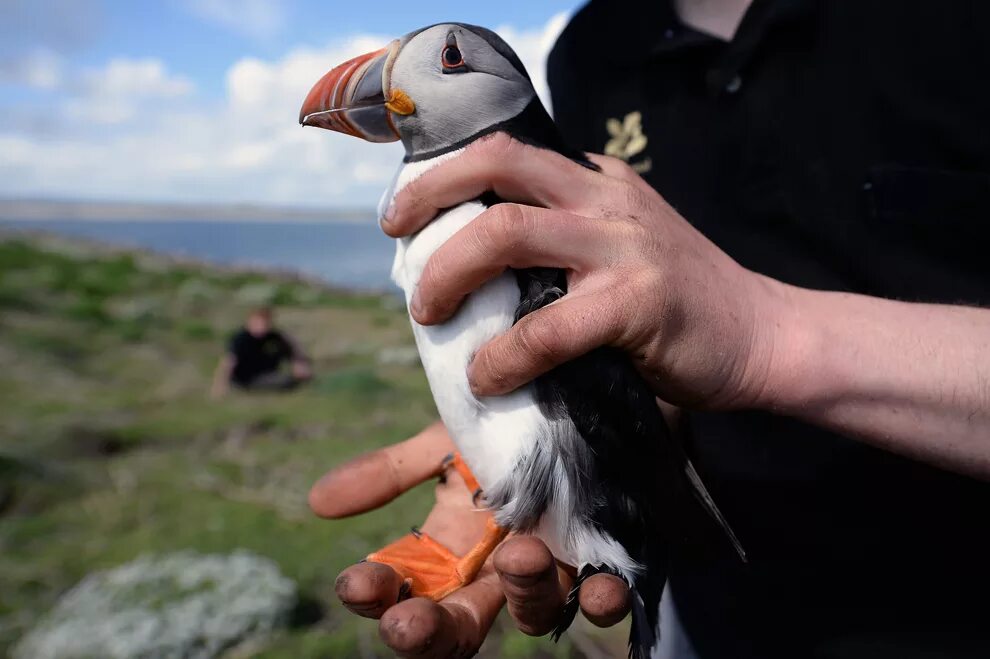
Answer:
xmin=0 ymin=234 xmax=625 ymax=658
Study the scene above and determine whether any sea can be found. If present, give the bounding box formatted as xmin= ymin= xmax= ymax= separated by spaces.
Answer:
xmin=0 ymin=219 xmax=399 ymax=292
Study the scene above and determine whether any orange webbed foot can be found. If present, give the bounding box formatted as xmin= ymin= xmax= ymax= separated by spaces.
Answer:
xmin=364 ymin=453 xmax=508 ymax=601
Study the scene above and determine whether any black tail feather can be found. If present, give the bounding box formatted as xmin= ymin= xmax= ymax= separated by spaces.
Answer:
xmin=629 ymin=587 xmax=656 ymax=659
xmin=683 ymin=457 xmax=747 ymax=562
xmin=551 ymin=564 xmax=595 ymax=643
xmin=552 ymin=562 xmax=665 ymax=659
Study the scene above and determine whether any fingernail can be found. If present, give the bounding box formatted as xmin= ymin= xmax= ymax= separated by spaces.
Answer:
xmin=381 ymin=202 xmax=396 ymax=226
xmin=466 ymin=359 xmax=484 ymax=395
xmin=410 ymin=293 xmax=424 ymax=318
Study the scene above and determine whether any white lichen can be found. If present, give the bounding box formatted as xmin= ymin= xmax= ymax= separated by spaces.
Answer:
xmin=13 ymin=550 xmax=297 ymax=659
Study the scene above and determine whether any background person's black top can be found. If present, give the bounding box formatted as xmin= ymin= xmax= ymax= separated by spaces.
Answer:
xmin=227 ymin=329 xmax=294 ymax=385
xmin=549 ymin=1 xmax=990 ymax=657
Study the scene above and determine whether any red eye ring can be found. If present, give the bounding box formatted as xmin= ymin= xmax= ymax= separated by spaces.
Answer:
xmin=441 ymin=45 xmax=464 ymax=69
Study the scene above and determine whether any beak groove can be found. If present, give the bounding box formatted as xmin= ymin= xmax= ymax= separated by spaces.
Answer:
xmin=299 ymin=43 xmax=405 ymax=143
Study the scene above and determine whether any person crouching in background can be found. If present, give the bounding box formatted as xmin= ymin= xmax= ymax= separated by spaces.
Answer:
xmin=210 ymin=306 xmax=312 ymax=398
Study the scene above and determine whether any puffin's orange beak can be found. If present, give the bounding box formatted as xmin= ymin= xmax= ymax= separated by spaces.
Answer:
xmin=299 ymin=41 xmax=413 ymax=143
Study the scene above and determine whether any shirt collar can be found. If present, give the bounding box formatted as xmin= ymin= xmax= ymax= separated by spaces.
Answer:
xmin=593 ymin=0 xmax=815 ymax=65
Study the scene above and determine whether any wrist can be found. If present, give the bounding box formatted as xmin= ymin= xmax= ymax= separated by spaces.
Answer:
xmin=736 ymin=275 xmax=825 ymax=413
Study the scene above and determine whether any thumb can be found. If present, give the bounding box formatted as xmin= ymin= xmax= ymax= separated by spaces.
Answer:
xmin=309 ymin=420 xmax=453 ymax=518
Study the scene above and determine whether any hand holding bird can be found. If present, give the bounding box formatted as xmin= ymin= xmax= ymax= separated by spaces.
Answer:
xmin=383 ymin=132 xmax=783 ymax=411
xmin=309 ymin=421 xmax=632 ymax=658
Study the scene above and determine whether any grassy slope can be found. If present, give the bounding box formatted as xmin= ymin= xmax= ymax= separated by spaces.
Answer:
xmin=0 ymin=234 xmax=626 ymax=658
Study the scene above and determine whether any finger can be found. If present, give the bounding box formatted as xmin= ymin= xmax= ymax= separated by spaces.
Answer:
xmin=379 ymin=564 xmax=505 ymax=658
xmin=578 ymin=573 xmax=631 ymax=627
xmin=493 ymin=536 xmax=571 ymax=636
xmin=585 ymin=153 xmax=658 ymax=197
xmin=468 ymin=290 xmax=625 ymax=396
xmin=381 ymin=133 xmax=609 ymax=238
xmin=411 ymin=204 xmax=615 ymax=325
xmin=309 ymin=420 xmax=452 ymax=518
xmin=334 ymin=561 xmax=405 ymax=619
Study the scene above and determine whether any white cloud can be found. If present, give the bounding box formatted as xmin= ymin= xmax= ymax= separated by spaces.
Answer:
xmin=81 ymin=58 xmax=193 ymax=99
xmin=182 ymin=0 xmax=286 ymax=40
xmin=0 ymin=13 xmax=571 ymax=209
xmin=67 ymin=58 xmax=193 ymax=124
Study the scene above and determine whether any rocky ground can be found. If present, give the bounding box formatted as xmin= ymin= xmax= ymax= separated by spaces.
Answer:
xmin=0 ymin=232 xmax=626 ymax=658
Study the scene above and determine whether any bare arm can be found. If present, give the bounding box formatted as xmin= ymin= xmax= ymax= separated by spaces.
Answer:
xmin=281 ymin=331 xmax=309 ymax=363
xmin=280 ymin=332 xmax=313 ymax=380
xmin=758 ymin=283 xmax=990 ymax=478
xmin=210 ymin=355 xmax=235 ymax=399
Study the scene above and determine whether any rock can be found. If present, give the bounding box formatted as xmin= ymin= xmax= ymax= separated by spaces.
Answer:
xmin=13 ymin=550 xmax=297 ymax=659
xmin=377 ymin=345 xmax=420 ymax=366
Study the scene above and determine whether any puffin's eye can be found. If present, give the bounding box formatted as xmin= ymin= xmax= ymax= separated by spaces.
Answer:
xmin=442 ymin=45 xmax=465 ymax=70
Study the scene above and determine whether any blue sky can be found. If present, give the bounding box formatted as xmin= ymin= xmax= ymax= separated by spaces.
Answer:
xmin=0 ymin=0 xmax=580 ymax=208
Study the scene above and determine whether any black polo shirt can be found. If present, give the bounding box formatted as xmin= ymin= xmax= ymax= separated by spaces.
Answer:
xmin=228 ymin=328 xmax=294 ymax=385
xmin=549 ymin=2 xmax=990 ymax=657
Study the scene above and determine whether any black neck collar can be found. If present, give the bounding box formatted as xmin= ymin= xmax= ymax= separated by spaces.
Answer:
xmin=402 ymin=98 xmax=595 ymax=170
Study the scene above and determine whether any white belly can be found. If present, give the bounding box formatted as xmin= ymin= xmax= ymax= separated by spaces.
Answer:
xmin=387 ymin=185 xmax=542 ymax=488
xmin=383 ymin=151 xmax=636 ymax=576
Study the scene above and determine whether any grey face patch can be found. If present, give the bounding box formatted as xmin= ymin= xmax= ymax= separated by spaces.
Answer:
xmin=388 ymin=24 xmax=536 ymax=158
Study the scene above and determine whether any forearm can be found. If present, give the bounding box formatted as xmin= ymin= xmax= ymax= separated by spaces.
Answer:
xmin=211 ymin=357 xmax=234 ymax=395
xmin=758 ymin=280 xmax=990 ymax=478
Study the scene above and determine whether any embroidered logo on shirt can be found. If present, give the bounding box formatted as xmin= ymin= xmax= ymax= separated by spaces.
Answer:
xmin=605 ymin=111 xmax=652 ymax=174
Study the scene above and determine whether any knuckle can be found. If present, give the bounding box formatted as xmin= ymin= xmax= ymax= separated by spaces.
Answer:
xmin=515 ymin=316 xmax=562 ymax=364
xmin=474 ymin=131 xmax=516 ymax=163
xmin=607 ymin=155 xmax=638 ymax=180
xmin=482 ymin=203 xmax=532 ymax=254
xmin=620 ymin=179 xmax=648 ymax=212
xmin=489 ymin=131 xmax=517 ymax=155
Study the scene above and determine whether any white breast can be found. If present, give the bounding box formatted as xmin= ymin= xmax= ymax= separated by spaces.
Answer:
xmin=385 ymin=150 xmax=544 ymax=489
xmin=381 ymin=151 xmax=637 ymax=576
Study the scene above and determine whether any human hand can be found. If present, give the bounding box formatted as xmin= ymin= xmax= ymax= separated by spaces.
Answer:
xmin=309 ymin=421 xmax=631 ymax=657
xmin=382 ymin=134 xmax=788 ymax=410
xmin=291 ymin=359 xmax=313 ymax=381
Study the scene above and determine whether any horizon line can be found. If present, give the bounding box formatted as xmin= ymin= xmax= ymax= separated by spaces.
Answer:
xmin=0 ymin=197 xmax=378 ymax=224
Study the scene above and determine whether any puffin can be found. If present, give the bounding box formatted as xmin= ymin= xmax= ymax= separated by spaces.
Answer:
xmin=299 ymin=23 xmax=744 ymax=657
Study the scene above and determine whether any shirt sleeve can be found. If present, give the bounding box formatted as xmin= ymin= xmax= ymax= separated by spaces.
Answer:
xmin=276 ymin=332 xmax=296 ymax=359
